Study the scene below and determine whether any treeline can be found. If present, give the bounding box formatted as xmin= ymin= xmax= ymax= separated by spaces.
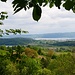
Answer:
xmin=0 ymin=45 xmax=75 ymax=75
xmin=0 ymin=38 xmax=75 ymax=46
xmin=0 ymin=38 xmax=34 ymax=45
xmin=52 ymin=41 xmax=75 ymax=46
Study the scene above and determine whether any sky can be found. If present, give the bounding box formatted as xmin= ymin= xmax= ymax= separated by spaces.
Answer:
xmin=0 ymin=0 xmax=75 ymax=34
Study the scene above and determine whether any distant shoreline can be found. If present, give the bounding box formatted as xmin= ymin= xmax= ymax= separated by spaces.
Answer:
xmin=34 ymin=38 xmax=75 ymax=41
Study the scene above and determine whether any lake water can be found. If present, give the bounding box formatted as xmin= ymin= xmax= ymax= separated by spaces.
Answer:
xmin=34 ymin=38 xmax=75 ymax=41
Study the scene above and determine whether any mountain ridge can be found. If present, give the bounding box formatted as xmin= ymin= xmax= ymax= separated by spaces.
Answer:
xmin=1 ymin=32 xmax=75 ymax=38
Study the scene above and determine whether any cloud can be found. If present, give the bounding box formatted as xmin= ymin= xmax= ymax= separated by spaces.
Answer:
xmin=0 ymin=1 xmax=75 ymax=34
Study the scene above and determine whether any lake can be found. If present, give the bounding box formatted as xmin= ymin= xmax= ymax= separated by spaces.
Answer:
xmin=34 ymin=38 xmax=75 ymax=41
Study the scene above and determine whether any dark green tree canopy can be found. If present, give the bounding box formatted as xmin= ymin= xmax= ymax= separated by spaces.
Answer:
xmin=1 ymin=0 xmax=75 ymax=21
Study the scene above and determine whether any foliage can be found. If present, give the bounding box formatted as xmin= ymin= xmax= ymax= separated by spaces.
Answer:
xmin=0 ymin=11 xmax=8 ymax=25
xmin=0 ymin=45 xmax=75 ymax=75
xmin=5 ymin=29 xmax=28 ymax=35
xmin=38 ymin=49 xmax=42 ymax=55
xmin=37 ymin=68 xmax=51 ymax=75
xmin=0 ymin=38 xmax=34 ymax=45
xmin=0 ymin=1 xmax=28 ymax=36
xmin=0 ymin=45 xmax=7 ymax=50
xmin=41 ymin=57 xmax=49 ymax=68
xmin=0 ymin=29 xmax=28 ymax=37
xmin=25 ymin=48 xmax=38 ymax=58
xmin=21 ymin=66 xmax=28 ymax=75
xmin=23 ymin=58 xmax=41 ymax=75
xmin=5 ymin=63 xmax=19 ymax=75
xmin=1 ymin=0 xmax=75 ymax=21
xmin=1 ymin=38 xmax=75 ymax=49
xmin=47 ymin=49 xmax=54 ymax=58
xmin=0 ymin=0 xmax=75 ymax=36
xmin=48 ymin=53 xmax=75 ymax=75
xmin=0 ymin=13 xmax=28 ymax=36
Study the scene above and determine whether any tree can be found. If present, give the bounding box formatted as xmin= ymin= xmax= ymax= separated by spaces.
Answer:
xmin=20 ymin=57 xmax=41 ymax=75
xmin=25 ymin=48 xmax=38 ymax=58
xmin=0 ymin=45 xmax=7 ymax=50
xmin=37 ymin=68 xmax=52 ymax=75
xmin=47 ymin=49 xmax=54 ymax=58
xmin=1 ymin=0 xmax=75 ymax=21
xmin=47 ymin=53 xmax=75 ymax=75
xmin=5 ymin=63 xmax=20 ymax=75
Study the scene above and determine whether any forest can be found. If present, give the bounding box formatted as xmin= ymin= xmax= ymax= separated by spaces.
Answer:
xmin=0 ymin=43 xmax=75 ymax=75
xmin=0 ymin=0 xmax=75 ymax=75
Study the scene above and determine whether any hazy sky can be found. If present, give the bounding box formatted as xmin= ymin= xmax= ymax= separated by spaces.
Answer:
xmin=0 ymin=0 xmax=75 ymax=34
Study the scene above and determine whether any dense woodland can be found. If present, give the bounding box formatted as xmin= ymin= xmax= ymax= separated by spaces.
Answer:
xmin=0 ymin=44 xmax=75 ymax=75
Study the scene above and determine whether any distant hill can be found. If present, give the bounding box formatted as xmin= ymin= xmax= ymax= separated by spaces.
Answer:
xmin=2 ymin=32 xmax=75 ymax=38
xmin=0 ymin=38 xmax=34 ymax=45
xmin=0 ymin=37 xmax=75 ymax=46
xmin=0 ymin=32 xmax=75 ymax=46
xmin=38 ymin=32 xmax=75 ymax=38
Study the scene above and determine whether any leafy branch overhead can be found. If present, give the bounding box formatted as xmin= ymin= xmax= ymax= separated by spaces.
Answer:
xmin=12 ymin=0 xmax=75 ymax=21
xmin=0 ymin=12 xmax=8 ymax=25
xmin=0 ymin=1 xmax=28 ymax=36
xmin=1 ymin=0 xmax=75 ymax=21
xmin=0 ymin=11 xmax=28 ymax=36
xmin=0 ymin=29 xmax=28 ymax=37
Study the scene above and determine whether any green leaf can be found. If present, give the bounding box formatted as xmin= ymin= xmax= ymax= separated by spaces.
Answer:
xmin=14 ymin=4 xmax=20 ymax=11
xmin=14 ymin=7 xmax=23 ymax=14
xmin=63 ymin=0 xmax=74 ymax=10
xmin=5 ymin=33 xmax=9 ymax=35
xmin=32 ymin=0 xmax=38 ymax=5
xmin=72 ymin=5 xmax=75 ymax=13
xmin=0 ymin=29 xmax=3 ymax=33
xmin=22 ymin=31 xmax=28 ymax=33
xmin=15 ymin=29 xmax=21 ymax=34
xmin=6 ymin=16 xmax=8 ymax=19
xmin=1 ymin=12 xmax=7 ymax=14
xmin=1 ymin=15 xmax=5 ymax=20
xmin=29 ymin=2 xmax=33 ymax=8
xmin=32 ymin=4 xmax=42 ymax=21
xmin=0 ymin=22 xmax=3 ymax=25
xmin=38 ymin=0 xmax=43 ymax=6
xmin=43 ymin=0 xmax=49 ymax=7
xmin=5 ymin=29 xmax=11 ymax=33
xmin=1 ymin=0 xmax=7 ymax=2
xmin=49 ymin=2 xmax=54 ymax=8
xmin=55 ymin=0 xmax=61 ymax=9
